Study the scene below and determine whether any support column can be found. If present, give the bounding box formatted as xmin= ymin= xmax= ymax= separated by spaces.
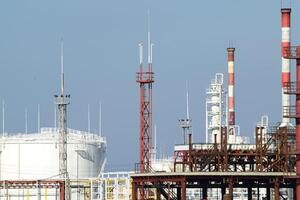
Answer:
xmin=177 ymin=187 xmax=181 ymax=200
xmin=247 ymin=188 xmax=252 ymax=200
xmin=181 ymin=179 xmax=186 ymax=200
xmin=59 ymin=182 xmax=65 ymax=200
xmin=222 ymin=187 xmax=226 ymax=200
xmin=275 ymin=178 xmax=280 ymax=200
xmin=132 ymin=182 xmax=137 ymax=200
xmin=228 ymin=177 xmax=233 ymax=200
xmin=203 ymin=188 xmax=208 ymax=200
xmin=156 ymin=187 xmax=161 ymax=200
xmin=267 ymin=187 xmax=270 ymax=200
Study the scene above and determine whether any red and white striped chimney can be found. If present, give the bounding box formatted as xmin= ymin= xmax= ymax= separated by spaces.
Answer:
xmin=281 ymin=8 xmax=291 ymax=126
xmin=228 ymin=47 xmax=235 ymax=144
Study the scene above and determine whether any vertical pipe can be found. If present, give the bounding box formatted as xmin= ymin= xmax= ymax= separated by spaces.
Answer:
xmin=181 ymin=179 xmax=186 ymax=200
xmin=37 ymin=181 xmax=41 ymax=200
xmin=26 ymin=189 xmax=30 ymax=200
xmin=60 ymin=182 xmax=65 ymax=200
xmin=90 ymin=180 xmax=93 ymax=200
xmin=227 ymin=47 xmax=235 ymax=144
xmin=188 ymin=133 xmax=192 ymax=172
xmin=267 ymin=187 xmax=270 ymax=200
xmin=44 ymin=188 xmax=48 ymax=200
xmin=296 ymin=47 xmax=300 ymax=199
xmin=132 ymin=182 xmax=137 ymax=200
xmin=281 ymin=8 xmax=291 ymax=126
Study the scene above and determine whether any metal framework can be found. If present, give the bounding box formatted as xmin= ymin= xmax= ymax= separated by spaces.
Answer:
xmin=131 ymin=124 xmax=296 ymax=199
xmin=136 ymin=34 xmax=154 ymax=173
xmin=54 ymin=40 xmax=71 ymax=200
xmin=282 ymin=45 xmax=300 ymax=199
xmin=131 ymin=172 xmax=295 ymax=200
xmin=0 ymin=180 xmax=65 ymax=200
xmin=131 ymin=9 xmax=300 ymax=200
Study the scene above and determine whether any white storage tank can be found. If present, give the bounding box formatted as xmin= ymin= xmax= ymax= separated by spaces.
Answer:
xmin=0 ymin=127 xmax=106 ymax=180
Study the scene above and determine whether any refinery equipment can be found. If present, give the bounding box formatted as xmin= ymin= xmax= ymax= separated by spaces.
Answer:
xmin=131 ymin=5 xmax=300 ymax=200
xmin=205 ymin=73 xmax=226 ymax=144
xmin=2 ymin=2 xmax=300 ymax=200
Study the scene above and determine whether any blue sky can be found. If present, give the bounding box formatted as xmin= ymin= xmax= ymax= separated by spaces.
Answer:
xmin=0 ymin=0 xmax=299 ymax=171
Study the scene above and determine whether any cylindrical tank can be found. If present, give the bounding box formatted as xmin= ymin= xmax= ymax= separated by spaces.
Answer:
xmin=0 ymin=127 xmax=106 ymax=180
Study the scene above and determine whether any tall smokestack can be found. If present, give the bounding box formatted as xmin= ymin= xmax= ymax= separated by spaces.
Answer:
xmin=227 ymin=47 xmax=235 ymax=144
xmin=281 ymin=8 xmax=291 ymax=126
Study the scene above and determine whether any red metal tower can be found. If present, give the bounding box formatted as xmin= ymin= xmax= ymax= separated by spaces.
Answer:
xmin=136 ymin=33 xmax=154 ymax=173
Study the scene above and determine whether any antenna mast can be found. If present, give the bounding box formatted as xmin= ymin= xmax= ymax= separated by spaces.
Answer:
xmin=88 ymin=104 xmax=90 ymax=133
xmin=179 ymin=81 xmax=192 ymax=144
xmin=54 ymin=39 xmax=70 ymax=200
xmin=2 ymin=100 xmax=4 ymax=137
xmin=25 ymin=108 xmax=28 ymax=134
xmin=99 ymin=101 xmax=102 ymax=136
xmin=136 ymin=12 xmax=154 ymax=173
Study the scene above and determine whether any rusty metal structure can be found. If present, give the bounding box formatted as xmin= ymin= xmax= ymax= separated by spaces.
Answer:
xmin=132 ymin=124 xmax=297 ymax=199
xmin=136 ymin=32 xmax=154 ymax=173
xmin=131 ymin=7 xmax=300 ymax=199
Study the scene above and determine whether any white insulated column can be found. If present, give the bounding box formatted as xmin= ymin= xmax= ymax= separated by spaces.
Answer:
xmin=227 ymin=47 xmax=235 ymax=144
xmin=281 ymin=8 xmax=291 ymax=126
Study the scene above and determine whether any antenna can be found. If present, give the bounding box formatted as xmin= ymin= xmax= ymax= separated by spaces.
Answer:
xmin=99 ymin=101 xmax=102 ymax=136
xmin=55 ymin=39 xmax=71 ymax=200
xmin=60 ymin=38 xmax=64 ymax=95
xmin=186 ymin=80 xmax=190 ymax=120
xmin=54 ymin=104 xmax=57 ymax=128
xmin=139 ymin=43 xmax=143 ymax=65
xmin=147 ymin=9 xmax=151 ymax=64
xmin=25 ymin=108 xmax=28 ymax=134
xmin=2 ymin=100 xmax=4 ymax=137
xmin=154 ymin=124 xmax=157 ymax=160
xmin=38 ymin=104 xmax=40 ymax=133
xmin=88 ymin=104 xmax=91 ymax=133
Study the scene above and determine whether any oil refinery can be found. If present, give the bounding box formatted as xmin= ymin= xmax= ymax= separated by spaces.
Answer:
xmin=1 ymin=2 xmax=300 ymax=200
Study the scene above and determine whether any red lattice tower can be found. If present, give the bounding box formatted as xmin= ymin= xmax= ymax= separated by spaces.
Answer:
xmin=136 ymin=41 xmax=154 ymax=173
